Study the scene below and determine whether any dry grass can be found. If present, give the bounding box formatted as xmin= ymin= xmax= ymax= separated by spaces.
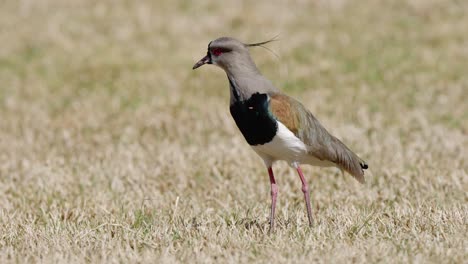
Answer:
xmin=0 ymin=0 xmax=467 ymax=263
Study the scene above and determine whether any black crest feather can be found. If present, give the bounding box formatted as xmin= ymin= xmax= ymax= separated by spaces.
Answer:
xmin=244 ymin=34 xmax=280 ymax=47
xmin=244 ymin=34 xmax=280 ymax=59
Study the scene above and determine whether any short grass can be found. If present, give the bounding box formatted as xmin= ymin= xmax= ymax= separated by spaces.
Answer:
xmin=0 ymin=0 xmax=467 ymax=263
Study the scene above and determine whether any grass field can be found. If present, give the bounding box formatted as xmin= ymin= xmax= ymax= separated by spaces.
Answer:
xmin=0 ymin=0 xmax=467 ymax=263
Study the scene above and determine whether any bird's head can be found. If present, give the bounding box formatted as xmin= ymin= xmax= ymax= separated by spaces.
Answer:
xmin=192 ymin=36 xmax=277 ymax=72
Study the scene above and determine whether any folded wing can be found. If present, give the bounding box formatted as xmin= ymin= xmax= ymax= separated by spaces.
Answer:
xmin=268 ymin=93 xmax=368 ymax=183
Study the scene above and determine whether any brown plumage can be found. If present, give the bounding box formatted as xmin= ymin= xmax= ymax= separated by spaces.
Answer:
xmin=269 ymin=93 xmax=367 ymax=183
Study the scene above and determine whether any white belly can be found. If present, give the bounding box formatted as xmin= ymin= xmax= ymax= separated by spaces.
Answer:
xmin=252 ymin=121 xmax=336 ymax=168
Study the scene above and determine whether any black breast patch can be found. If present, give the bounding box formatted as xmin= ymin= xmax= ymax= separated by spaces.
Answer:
xmin=229 ymin=93 xmax=278 ymax=146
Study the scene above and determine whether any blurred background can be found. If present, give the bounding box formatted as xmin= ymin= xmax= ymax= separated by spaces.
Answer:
xmin=0 ymin=0 xmax=466 ymax=262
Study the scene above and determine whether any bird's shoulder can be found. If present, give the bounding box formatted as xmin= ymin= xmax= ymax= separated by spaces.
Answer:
xmin=267 ymin=92 xmax=326 ymax=137
xmin=267 ymin=92 xmax=301 ymax=134
xmin=267 ymin=92 xmax=334 ymax=157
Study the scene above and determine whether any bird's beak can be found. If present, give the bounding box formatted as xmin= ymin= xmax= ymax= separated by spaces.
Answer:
xmin=192 ymin=53 xmax=211 ymax=70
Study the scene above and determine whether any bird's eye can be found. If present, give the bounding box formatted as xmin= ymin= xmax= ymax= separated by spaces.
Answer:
xmin=211 ymin=48 xmax=223 ymax=56
xmin=211 ymin=48 xmax=230 ymax=56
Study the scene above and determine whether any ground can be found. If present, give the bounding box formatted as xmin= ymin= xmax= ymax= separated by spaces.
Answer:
xmin=0 ymin=0 xmax=467 ymax=263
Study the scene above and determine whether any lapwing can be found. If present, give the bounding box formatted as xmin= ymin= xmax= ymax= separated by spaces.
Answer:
xmin=193 ymin=37 xmax=368 ymax=231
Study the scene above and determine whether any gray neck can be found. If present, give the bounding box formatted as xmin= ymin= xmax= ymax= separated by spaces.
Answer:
xmin=224 ymin=59 xmax=279 ymax=104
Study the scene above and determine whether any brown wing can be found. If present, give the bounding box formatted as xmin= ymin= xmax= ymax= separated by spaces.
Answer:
xmin=269 ymin=93 xmax=367 ymax=183
xmin=268 ymin=93 xmax=300 ymax=134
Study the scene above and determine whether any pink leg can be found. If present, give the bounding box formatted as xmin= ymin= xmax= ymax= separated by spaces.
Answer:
xmin=296 ymin=165 xmax=313 ymax=227
xmin=268 ymin=167 xmax=278 ymax=231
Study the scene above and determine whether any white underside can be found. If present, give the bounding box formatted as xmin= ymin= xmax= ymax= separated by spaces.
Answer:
xmin=251 ymin=121 xmax=335 ymax=168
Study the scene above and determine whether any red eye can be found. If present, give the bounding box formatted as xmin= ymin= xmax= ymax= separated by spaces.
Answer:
xmin=211 ymin=48 xmax=223 ymax=56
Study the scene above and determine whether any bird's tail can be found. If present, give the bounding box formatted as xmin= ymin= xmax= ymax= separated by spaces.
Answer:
xmin=331 ymin=137 xmax=368 ymax=184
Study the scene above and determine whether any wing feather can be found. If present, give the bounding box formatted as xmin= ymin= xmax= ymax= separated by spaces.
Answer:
xmin=269 ymin=93 xmax=367 ymax=183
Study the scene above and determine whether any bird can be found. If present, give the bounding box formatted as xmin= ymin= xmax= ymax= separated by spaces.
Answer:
xmin=192 ymin=37 xmax=368 ymax=231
